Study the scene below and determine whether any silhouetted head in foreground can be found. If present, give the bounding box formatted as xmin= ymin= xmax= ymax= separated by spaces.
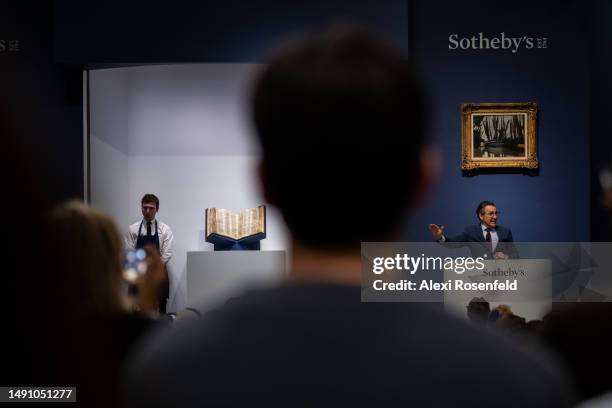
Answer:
xmin=253 ymin=24 xmax=432 ymax=250
xmin=49 ymin=200 xmax=126 ymax=320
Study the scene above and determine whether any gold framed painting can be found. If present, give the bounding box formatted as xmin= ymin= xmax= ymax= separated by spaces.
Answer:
xmin=461 ymin=102 xmax=538 ymax=170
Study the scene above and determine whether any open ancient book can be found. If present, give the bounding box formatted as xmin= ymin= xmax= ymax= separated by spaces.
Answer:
xmin=205 ymin=206 xmax=266 ymax=250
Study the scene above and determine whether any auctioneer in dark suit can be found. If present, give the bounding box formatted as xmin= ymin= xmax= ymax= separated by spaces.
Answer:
xmin=442 ymin=224 xmax=519 ymax=259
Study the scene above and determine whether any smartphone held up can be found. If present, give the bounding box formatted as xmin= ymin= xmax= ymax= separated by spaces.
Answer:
xmin=123 ymin=248 xmax=148 ymax=283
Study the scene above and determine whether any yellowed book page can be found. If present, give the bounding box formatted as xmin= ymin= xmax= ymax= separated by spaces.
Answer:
xmin=238 ymin=206 xmax=264 ymax=238
xmin=256 ymin=206 xmax=265 ymax=233
xmin=206 ymin=208 xmax=217 ymax=237
xmin=253 ymin=206 xmax=264 ymax=235
xmin=230 ymin=212 xmax=240 ymax=240
xmin=208 ymin=206 xmax=264 ymax=240
xmin=213 ymin=208 xmax=232 ymax=239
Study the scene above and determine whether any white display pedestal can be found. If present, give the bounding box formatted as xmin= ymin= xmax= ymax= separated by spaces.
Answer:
xmin=186 ymin=250 xmax=286 ymax=312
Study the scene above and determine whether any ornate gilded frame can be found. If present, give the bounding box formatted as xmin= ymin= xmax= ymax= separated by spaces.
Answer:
xmin=461 ymin=102 xmax=538 ymax=170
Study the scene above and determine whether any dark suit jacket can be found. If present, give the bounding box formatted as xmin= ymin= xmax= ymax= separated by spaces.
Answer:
xmin=443 ymin=224 xmax=519 ymax=258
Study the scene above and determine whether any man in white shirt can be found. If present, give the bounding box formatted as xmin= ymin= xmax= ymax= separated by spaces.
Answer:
xmin=126 ymin=193 xmax=174 ymax=312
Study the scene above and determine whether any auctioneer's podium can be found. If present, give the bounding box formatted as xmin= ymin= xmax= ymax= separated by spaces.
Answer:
xmin=186 ymin=250 xmax=286 ymax=312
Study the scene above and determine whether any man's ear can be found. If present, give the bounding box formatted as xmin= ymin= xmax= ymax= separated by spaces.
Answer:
xmin=412 ymin=147 xmax=441 ymax=208
xmin=258 ymin=160 xmax=276 ymax=205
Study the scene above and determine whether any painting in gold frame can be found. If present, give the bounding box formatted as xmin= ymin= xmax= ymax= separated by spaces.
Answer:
xmin=461 ymin=102 xmax=538 ymax=170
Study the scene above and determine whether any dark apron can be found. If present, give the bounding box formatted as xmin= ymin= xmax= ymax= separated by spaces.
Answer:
xmin=136 ymin=220 xmax=160 ymax=252
xmin=135 ymin=220 xmax=168 ymax=314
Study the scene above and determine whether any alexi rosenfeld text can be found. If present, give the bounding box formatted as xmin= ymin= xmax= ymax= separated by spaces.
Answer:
xmin=369 ymin=254 xmax=518 ymax=292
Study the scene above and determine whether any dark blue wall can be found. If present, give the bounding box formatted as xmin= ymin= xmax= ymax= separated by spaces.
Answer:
xmin=590 ymin=0 xmax=612 ymax=241
xmin=4 ymin=0 xmax=602 ymax=242
xmin=3 ymin=0 xmax=408 ymax=204
xmin=1 ymin=1 xmax=83 ymax=203
xmin=54 ymin=0 xmax=409 ymax=63
xmin=406 ymin=0 xmax=590 ymax=242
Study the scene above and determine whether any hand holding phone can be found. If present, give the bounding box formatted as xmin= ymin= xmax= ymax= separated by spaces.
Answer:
xmin=125 ymin=245 xmax=167 ymax=313
xmin=123 ymin=248 xmax=148 ymax=283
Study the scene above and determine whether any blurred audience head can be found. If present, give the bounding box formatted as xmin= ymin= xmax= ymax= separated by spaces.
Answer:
xmin=495 ymin=304 xmax=513 ymax=316
xmin=49 ymin=200 xmax=125 ymax=319
xmin=467 ymin=297 xmax=490 ymax=325
xmin=542 ymin=303 xmax=612 ymax=401
xmin=252 ymin=23 xmax=432 ymax=249
xmin=487 ymin=304 xmax=514 ymax=324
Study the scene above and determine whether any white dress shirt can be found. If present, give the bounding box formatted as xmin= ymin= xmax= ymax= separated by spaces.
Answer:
xmin=438 ymin=224 xmax=499 ymax=252
xmin=481 ymin=224 xmax=499 ymax=252
xmin=125 ymin=218 xmax=174 ymax=264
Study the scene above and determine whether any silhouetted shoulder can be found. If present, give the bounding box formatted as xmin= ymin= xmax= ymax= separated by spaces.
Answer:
xmin=125 ymin=284 xmax=572 ymax=408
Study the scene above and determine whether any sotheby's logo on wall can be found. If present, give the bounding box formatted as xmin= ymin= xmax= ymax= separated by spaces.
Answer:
xmin=448 ymin=32 xmax=548 ymax=53
xmin=0 ymin=39 xmax=20 ymax=53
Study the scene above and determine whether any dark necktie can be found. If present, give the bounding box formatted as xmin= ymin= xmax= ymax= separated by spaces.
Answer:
xmin=147 ymin=221 xmax=152 ymax=237
xmin=485 ymin=228 xmax=492 ymax=252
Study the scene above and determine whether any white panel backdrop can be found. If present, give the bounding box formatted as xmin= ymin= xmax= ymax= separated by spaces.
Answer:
xmin=90 ymin=68 xmax=129 ymax=229
xmin=90 ymin=64 xmax=290 ymax=312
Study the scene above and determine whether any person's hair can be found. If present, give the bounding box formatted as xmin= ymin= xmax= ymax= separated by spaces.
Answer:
xmin=476 ymin=200 xmax=496 ymax=219
xmin=252 ymin=24 xmax=428 ymax=248
xmin=466 ymin=297 xmax=490 ymax=325
xmin=141 ymin=194 xmax=159 ymax=210
xmin=49 ymin=200 xmax=125 ymax=318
